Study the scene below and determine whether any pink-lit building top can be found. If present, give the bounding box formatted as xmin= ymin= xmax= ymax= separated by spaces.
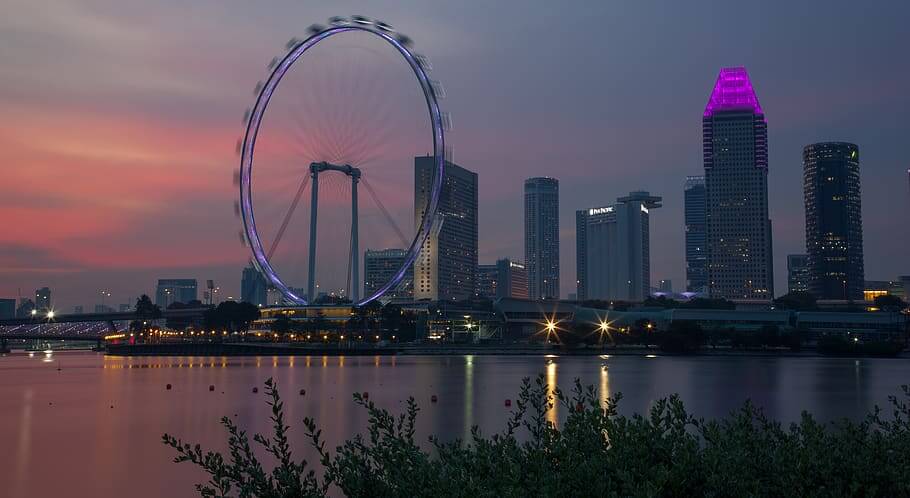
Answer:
xmin=704 ymin=66 xmax=764 ymax=117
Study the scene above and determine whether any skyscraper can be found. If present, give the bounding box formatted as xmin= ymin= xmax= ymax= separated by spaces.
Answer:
xmin=578 ymin=192 xmax=662 ymax=301
xmin=155 ymin=279 xmax=198 ymax=307
xmin=575 ymin=209 xmax=588 ymax=301
xmin=684 ymin=176 xmax=707 ymax=293
xmin=525 ymin=177 xmax=559 ymax=300
xmin=35 ymin=287 xmax=51 ymax=311
xmin=803 ymin=142 xmax=864 ymax=300
xmin=476 ymin=258 xmax=529 ymax=300
xmin=787 ymin=254 xmax=810 ymax=294
xmin=241 ymin=263 xmax=268 ymax=306
xmin=414 ymin=156 xmax=478 ymax=302
xmin=703 ymin=67 xmax=773 ymax=300
xmin=363 ymin=248 xmax=413 ymax=301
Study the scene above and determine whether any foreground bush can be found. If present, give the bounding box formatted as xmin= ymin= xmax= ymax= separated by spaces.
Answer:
xmin=164 ymin=377 xmax=910 ymax=497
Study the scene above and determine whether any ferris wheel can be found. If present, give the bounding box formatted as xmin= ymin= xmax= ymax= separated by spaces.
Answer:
xmin=234 ymin=16 xmax=448 ymax=307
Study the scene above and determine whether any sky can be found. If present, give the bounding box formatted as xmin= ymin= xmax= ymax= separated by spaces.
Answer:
xmin=2 ymin=0 xmax=909 ymax=311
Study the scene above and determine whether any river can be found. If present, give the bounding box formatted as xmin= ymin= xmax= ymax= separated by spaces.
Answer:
xmin=1 ymin=351 xmax=908 ymax=497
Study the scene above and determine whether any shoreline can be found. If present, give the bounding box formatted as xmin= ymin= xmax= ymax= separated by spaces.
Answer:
xmin=98 ymin=342 xmax=908 ymax=359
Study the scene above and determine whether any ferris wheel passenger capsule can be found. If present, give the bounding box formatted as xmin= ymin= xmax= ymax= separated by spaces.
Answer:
xmin=328 ymin=16 xmax=348 ymax=26
xmin=267 ymin=57 xmax=279 ymax=70
xmin=351 ymin=15 xmax=372 ymax=25
xmin=414 ymin=54 xmax=432 ymax=71
xmin=233 ymin=169 xmax=241 ymax=186
xmin=233 ymin=201 xmax=241 ymax=217
xmin=430 ymin=80 xmax=446 ymax=99
xmin=307 ymin=24 xmax=325 ymax=34
xmin=375 ymin=21 xmax=395 ymax=33
xmin=395 ymin=34 xmax=413 ymax=47
xmin=285 ymin=38 xmax=300 ymax=49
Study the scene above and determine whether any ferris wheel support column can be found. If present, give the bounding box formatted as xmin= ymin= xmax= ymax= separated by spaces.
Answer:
xmin=307 ymin=165 xmax=320 ymax=302
xmin=351 ymin=175 xmax=360 ymax=303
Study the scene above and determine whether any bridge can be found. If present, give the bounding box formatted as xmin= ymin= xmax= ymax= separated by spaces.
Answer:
xmin=0 ymin=308 xmax=211 ymax=347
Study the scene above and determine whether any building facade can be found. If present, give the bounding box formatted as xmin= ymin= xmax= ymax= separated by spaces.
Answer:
xmin=155 ymin=279 xmax=198 ymax=307
xmin=525 ymin=177 xmax=560 ymax=300
xmin=414 ymin=156 xmax=478 ymax=302
xmin=476 ymin=259 xmax=529 ymax=300
xmin=803 ymin=142 xmax=864 ymax=300
xmin=578 ymin=192 xmax=662 ymax=302
xmin=703 ymin=67 xmax=774 ymax=300
xmin=363 ymin=248 xmax=414 ymax=302
xmin=575 ymin=209 xmax=588 ymax=301
xmin=0 ymin=298 xmax=14 ymax=319
xmin=684 ymin=176 xmax=707 ymax=293
xmin=241 ymin=263 xmax=268 ymax=306
xmin=787 ymin=254 xmax=810 ymax=294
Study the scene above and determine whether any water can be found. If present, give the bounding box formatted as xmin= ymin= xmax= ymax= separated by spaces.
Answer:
xmin=1 ymin=351 xmax=908 ymax=497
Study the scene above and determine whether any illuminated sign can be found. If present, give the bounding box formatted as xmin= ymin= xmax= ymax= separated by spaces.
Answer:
xmin=641 ymin=204 xmax=649 ymax=214
xmin=589 ymin=206 xmax=614 ymax=216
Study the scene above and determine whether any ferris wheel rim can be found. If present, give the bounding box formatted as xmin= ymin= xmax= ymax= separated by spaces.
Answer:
xmin=238 ymin=22 xmax=445 ymax=307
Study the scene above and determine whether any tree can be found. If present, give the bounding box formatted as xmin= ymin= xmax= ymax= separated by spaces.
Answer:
xmin=681 ymin=297 xmax=736 ymax=310
xmin=203 ymin=301 xmax=260 ymax=333
xmin=643 ymin=296 xmax=681 ymax=309
xmin=271 ymin=314 xmax=292 ymax=337
xmin=874 ymin=294 xmax=907 ymax=312
xmin=135 ymin=295 xmax=161 ymax=326
xmin=658 ymin=320 xmax=706 ymax=353
xmin=773 ymin=291 xmax=818 ymax=311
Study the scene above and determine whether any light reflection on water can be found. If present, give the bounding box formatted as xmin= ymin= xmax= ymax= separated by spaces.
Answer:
xmin=1 ymin=351 xmax=909 ymax=498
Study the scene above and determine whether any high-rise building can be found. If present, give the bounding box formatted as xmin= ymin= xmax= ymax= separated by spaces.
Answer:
xmin=703 ymin=67 xmax=773 ymax=300
xmin=684 ymin=176 xmax=707 ymax=293
xmin=525 ymin=177 xmax=559 ymax=300
xmin=476 ymin=258 xmax=529 ymax=300
xmin=575 ymin=209 xmax=588 ymax=302
xmin=787 ymin=254 xmax=810 ymax=294
xmin=241 ymin=263 xmax=268 ymax=306
xmin=578 ymin=192 xmax=662 ymax=301
xmin=73 ymin=305 xmax=84 ymax=314
xmin=363 ymin=248 xmax=413 ymax=301
xmin=35 ymin=287 xmax=51 ymax=311
xmin=155 ymin=279 xmax=198 ymax=307
xmin=803 ymin=142 xmax=864 ymax=300
xmin=414 ymin=156 xmax=478 ymax=302
xmin=0 ymin=298 xmax=15 ymax=319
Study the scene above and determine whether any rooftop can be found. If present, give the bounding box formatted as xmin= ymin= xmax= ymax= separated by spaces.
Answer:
xmin=704 ymin=67 xmax=763 ymax=117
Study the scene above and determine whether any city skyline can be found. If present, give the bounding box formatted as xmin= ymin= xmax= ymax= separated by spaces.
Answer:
xmin=3 ymin=1 xmax=910 ymax=310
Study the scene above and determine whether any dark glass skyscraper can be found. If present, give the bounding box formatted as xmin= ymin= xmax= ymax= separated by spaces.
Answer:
xmin=803 ymin=142 xmax=864 ymax=300
xmin=524 ymin=177 xmax=559 ymax=300
xmin=684 ymin=176 xmax=707 ymax=293
xmin=703 ymin=67 xmax=773 ymax=300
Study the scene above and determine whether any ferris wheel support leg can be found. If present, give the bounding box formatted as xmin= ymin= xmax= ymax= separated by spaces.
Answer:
xmin=351 ymin=177 xmax=360 ymax=303
xmin=307 ymin=168 xmax=319 ymax=302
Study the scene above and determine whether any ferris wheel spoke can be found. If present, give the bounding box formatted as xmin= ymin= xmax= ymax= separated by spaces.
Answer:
xmin=267 ymin=173 xmax=311 ymax=261
xmin=361 ymin=176 xmax=409 ymax=249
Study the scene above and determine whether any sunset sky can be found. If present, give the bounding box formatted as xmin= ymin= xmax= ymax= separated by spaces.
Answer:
xmin=2 ymin=0 xmax=909 ymax=310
